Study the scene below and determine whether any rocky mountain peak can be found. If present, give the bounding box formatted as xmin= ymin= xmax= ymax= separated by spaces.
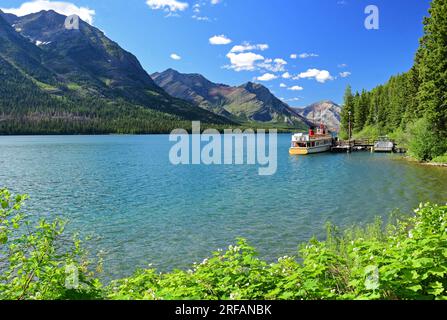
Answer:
xmin=295 ymin=100 xmax=342 ymax=132
xmin=152 ymin=69 xmax=310 ymax=128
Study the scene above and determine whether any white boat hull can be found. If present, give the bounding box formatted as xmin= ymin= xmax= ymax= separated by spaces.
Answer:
xmin=289 ymin=144 xmax=332 ymax=155
xmin=306 ymin=145 xmax=332 ymax=154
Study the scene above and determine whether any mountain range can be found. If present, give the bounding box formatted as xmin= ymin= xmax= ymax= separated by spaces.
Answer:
xmin=0 ymin=9 xmax=229 ymax=134
xmin=295 ymin=101 xmax=342 ymax=132
xmin=152 ymin=69 xmax=311 ymax=129
xmin=0 ymin=10 xmax=340 ymax=134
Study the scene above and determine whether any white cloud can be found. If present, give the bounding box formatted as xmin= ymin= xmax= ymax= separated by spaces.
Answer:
xmin=279 ymin=83 xmax=287 ymax=88
xmin=192 ymin=15 xmax=210 ymax=21
xmin=290 ymin=54 xmax=298 ymax=59
xmin=338 ymin=63 xmax=348 ymax=68
xmin=146 ymin=0 xmax=188 ymax=12
xmin=1 ymin=0 xmax=95 ymax=24
xmin=209 ymin=35 xmax=232 ymax=45
xmin=274 ymin=58 xmax=287 ymax=65
xmin=170 ymin=53 xmax=182 ymax=60
xmin=299 ymin=53 xmax=319 ymax=59
xmin=193 ymin=3 xmax=201 ymax=13
xmin=283 ymin=97 xmax=300 ymax=102
xmin=258 ymin=58 xmax=287 ymax=72
xmin=225 ymin=52 xmax=264 ymax=71
xmin=288 ymin=85 xmax=304 ymax=91
xmin=296 ymin=68 xmax=334 ymax=83
xmin=339 ymin=71 xmax=351 ymax=78
xmin=257 ymin=73 xmax=278 ymax=81
xmin=191 ymin=1 xmax=220 ymax=21
xmin=282 ymin=72 xmax=292 ymax=79
xmin=230 ymin=43 xmax=269 ymax=53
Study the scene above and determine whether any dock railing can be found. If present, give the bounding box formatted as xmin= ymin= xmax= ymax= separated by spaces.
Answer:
xmin=334 ymin=139 xmax=375 ymax=147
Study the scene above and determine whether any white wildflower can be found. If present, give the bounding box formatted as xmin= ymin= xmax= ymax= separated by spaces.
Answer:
xmin=230 ymin=292 xmax=240 ymax=300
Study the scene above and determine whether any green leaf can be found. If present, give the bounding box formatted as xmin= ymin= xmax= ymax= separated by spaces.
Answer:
xmin=428 ymin=267 xmax=447 ymax=277
xmin=412 ymin=258 xmax=434 ymax=268
xmin=427 ymin=282 xmax=445 ymax=296
xmin=0 ymin=232 xmax=7 ymax=244
xmin=407 ymin=285 xmax=423 ymax=292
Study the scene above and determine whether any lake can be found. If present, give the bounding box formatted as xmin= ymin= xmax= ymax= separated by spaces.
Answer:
xmin=0 ymin=135 xmax=446 ymax=280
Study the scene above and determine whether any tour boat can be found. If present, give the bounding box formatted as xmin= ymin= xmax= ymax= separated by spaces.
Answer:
xmin=289 ymin=124 xmax=333 ymax=155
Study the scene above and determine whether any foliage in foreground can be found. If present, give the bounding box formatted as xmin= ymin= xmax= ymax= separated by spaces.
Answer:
xmin=0 ymin=189 xmax=102 ymax=300
xmin=1 ymin=188 xmax=447 ymax=300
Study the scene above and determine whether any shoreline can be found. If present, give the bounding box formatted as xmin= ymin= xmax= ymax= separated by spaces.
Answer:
xmin=0 ymin=129 xmax=300 ymax=136
xmin=420 ymin=161 xmax=447 ymax=168
xmin=402 ymin=155 xmax=447 ymax=168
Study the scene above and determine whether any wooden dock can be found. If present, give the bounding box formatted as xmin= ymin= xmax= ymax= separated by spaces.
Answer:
xmin=331 ymin=139 xmax=374 ymax=153
xmin=331 ymin=139 xmax=406 ymax=154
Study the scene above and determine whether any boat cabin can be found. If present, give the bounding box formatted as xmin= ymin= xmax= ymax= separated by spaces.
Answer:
xmin=374 ymin=136 xmax=395 ymax=153
xmin=290 ymin=124 xmax=333 ymax=155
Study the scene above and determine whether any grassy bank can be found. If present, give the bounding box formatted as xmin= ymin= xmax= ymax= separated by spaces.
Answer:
xmin=431 ymin=154 xmax=447 ymax=165
xmin=1 ymin=188 xmax=446 ymax=300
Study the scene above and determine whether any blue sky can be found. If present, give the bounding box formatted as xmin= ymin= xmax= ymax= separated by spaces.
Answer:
xmin=1 ymin=0 xmax=431 ymax=106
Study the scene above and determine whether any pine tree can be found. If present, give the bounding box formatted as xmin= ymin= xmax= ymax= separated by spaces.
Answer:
xmin=340 ymin=85 xmax=355 ymax=139
xmin=415 ymin=0 xmax=447 ymax=156
xmin=354 ymin=90 xmax=368 ymax=132
xmin=402 ymin=66 xmax=421 ymax=125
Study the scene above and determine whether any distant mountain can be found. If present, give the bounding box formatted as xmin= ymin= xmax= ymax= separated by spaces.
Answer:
xmin=152 ymin=69 xmax=311 ymax=128
xmin=0 ymin=11 xmax=18 ymax=24
xmin=0 ymin=10 xmax=230 ymax=130
xmin=10 ymin=10 xmax=161 ymax=99
xmin=294 ymin=100 xmax=342 ymax=132
xmin=0 ymin=10 xmax=58 ymax=86
xmin=151 ymin=68 xmax=233 ymax=118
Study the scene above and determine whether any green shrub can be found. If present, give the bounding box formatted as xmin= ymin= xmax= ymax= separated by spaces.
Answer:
xmin=0 ymin=188 xmax=102 ymax=300
xmin=431 ymin=154 xmax=447 ymax=164
xmin=388 ymin=127 xmax=411 ymax=149
xmin=407 ymin=118 xmax=447 ymax=161
xmin=352 ymin=125 xmax=380 ymax=141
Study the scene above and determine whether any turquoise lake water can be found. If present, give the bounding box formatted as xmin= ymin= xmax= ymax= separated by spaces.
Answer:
xmin=0 ymin=135 xmax=446 ymax=279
